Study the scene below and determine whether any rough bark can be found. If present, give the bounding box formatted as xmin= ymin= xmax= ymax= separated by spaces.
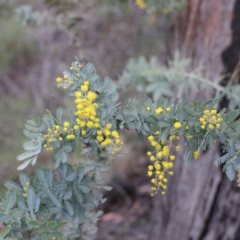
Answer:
xmin=149 ymin=1 xmax=240 ymax=240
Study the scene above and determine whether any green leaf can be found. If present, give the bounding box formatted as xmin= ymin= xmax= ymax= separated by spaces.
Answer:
xmin=0 ymin=226 xmax=11 ymax=238
xmin=226 ymin=110 xmax=240 ymax=122
xmin=5 ymin=192 xmax=16 ymax=213
xmin=17 ymin=158 xmax=33 ymax=170
xmin=184 ymin=106 xmax=196 ymax=116
xmin=47 ymin=221 xmax=57 ymax=231
xmin=26 ymin=119 xmax=38 ymax=126
xmin=19 ymin=174 xmax=30 ymax=188
xmin=55 ymin=221 xmax=67 ymax=230
xmin=65 ymin=172 xmax=76 ymax=181
xmin=17 ymin=148 xmax=41 ymax=161
xmin=27 ymin=187 xmax=35 ymax=213
xmin=17 ymin=198 xmax=28 ymax=212
xmin=73 ymin=189 xmax=83 ymax=204
xmin=56 ymin=107 xmax=65 ymax=124
xmin=11 ymin=209 xmax=24 ymax=219
xmin=62 ymin=190 xmax=72 ymax=200
xmin=79 ymin=186 xmax=90 ymax=193
xmin=23 ymin=130 xmax=41 ymax=138
xmin=225 ymin=164 xmax=235 ymax=181
xmin=47 ymin=191 xmax=61 ymax=208
xmin=24 ymin=124 xmax=39 ymax=132
xmin=4 ymin=181 xmax=22 ymax=191
xmin=64 ymin=200 xmax=73 ymax=216
xmin=160 ymin=127 xmax=170 ymax=141
xmin=27 ymin=220 xmax=39 ymax=227
xmin=36 ymin=168 xmax=48 ymax=188
xmin=23 ymin=139 xmax=41 ymax=151
xmin=78 ymin=169 xmax=85 ymax=183
xmin=158 ymin=120 xmax=171 ymax=128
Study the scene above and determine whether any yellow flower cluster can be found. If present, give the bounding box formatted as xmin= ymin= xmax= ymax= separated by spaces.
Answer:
xmin=56 ymin=75 xmax=73 ymax=87
xmin=22 ymin=181 xmax=30 ymax=198
xmin=135 ymin=0 xmax=147 ymax=9
xmin=42 ymin=121 xmax=75 ymax=150
xmin=44 ymin=77 xmax=123 ymax=155
xmin=146 ymin=106 xmax=171 ymax=114
xmin=56 ymin=62 xmax=83 ymax=88
xmin=199 ymin=109 xmax=222 ymax=130
xmin=96 ymin=124 xmax=123 ymax=155
xmin=147 ymin=132 xmax=180 ymax=196
xmin=193 ymin=151 xmax=199 ymax=160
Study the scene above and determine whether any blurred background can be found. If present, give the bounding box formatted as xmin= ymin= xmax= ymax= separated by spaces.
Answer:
xmin=1 ymin=0 xmax=240 ymax=239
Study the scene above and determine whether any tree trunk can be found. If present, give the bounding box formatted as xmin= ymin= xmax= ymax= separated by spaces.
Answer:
xmin=150 ymin=1 xmax=240 ymax=240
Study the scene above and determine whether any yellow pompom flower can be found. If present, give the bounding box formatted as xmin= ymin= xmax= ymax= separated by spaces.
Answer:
xmin=146 ymin=107 xmax=151 ymax=111
xmin=75 ymin=91 xmax=82 ymax=98
xmin=81 ymin=85 xmax=88 ymax=92
xmin=166 ymin=107 xmax=171 ymax=112
xmin=155 ymin=108 xmax=163 ymax=115
xmin=150 ymin=156 xmax=156 ymax=161
xmin=97 ymin=136 xmax=104 ymax=142
xmin=148 ymin=165 xmax=153 ymax=171
xmin=148 ymin=171 xmax=153 ymax=177
xmin=155 ymin=144 xmax=161 ymax=150
xmin=105 ymin=139 xmax=112 ymax=145
xmin=148 ymin=135 xmax=154 ymax=141
xmin=157 ymin=152 xmax=163 ymax=159
xmin=151 ymin=179 xmax=157 ymax=184
xmin=73 ymin=125 xmax=79 ymax=130
xmin=87 ymin=121 xmax=94 ymax=128
xmin=204 ymin=110 xmax=210 ymax=115
xmin=112 ymin=131 xmax=119 ymax=138
xmin=155 ymin=164 xmax=161 ymax=170
xmin=174 ymin=122 xmax=182 ymax=129
xmin=193 ymin=151 xmax=199 ymax=160
xmin=151 ymin=141 xmax=157 ymax=147
xmin=211 ymin=109 xmax=217 ymax=114
xmin=87 ymin=91 xmax=97 ymax=101
xmin=64 ymin=122 xmax=70 ymax=128
xmin=56 ymin=77 xmax=62 ymax=83
xmin=208 ymin=124 xmax=214 ymax=130
xmin=175 ymin=145 xmax=180 ymax=151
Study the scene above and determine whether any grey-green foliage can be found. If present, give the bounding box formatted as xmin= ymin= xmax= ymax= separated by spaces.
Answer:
xmin=1 ymin=162 xmax=106 ymax=239
xmin=1 ymin=59 xmax=240 ymax=239
xmin=119 ymin=51 xmax=240 ymax=110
